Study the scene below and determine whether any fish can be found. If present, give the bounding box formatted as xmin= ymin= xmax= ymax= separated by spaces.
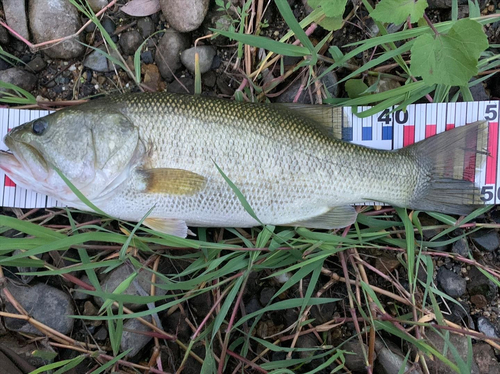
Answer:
xmin=0 ymin=92 xmax=488 ymax=237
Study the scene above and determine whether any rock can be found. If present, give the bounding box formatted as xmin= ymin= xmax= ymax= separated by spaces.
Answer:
xmin=73 ymin=275 xmax=92 ymax=300
xmin=436 ymin=267 xmax=466 ymax=298
xmin=245 ymin=298 xmax=261 ymax=316
xmin=3 ymin=283 xmax=74 ymax=335
xmin=101 ymin=18 xmax=118 ymax=42
xmin=375 ymin=347 xmax=417 ymax=374
xmin=477 ymin=317 xmax=500 ymax=339
xmin=142 ymin=64 xmax=162 ymax=91
xmin=189 ymin=292 xmax=212 ymax=318
xmin=446 ymin=301 xmax=471 ymax=325
xmin=0 ymin=26 xmax=10 ymax=45
xmin=180 ymin=46 xmax=216 ymax=74
xmin=87 ymin=0 xmax=109 ymax=12
xmin=424 ymin=330 xmax=480 ymax=374
xmin=29 ymin=0 xmax=84 ymax=59
xmin=155 ymin=29 xmax=189 ymax=82
xmin=275 ymin=79 xmax=312 ymax=104
xmin=26 ymin=55 xmax=47 ymax=73
xmin=452 ymin=237 xmax=470 ymax=257
xmin=160 ymin=0 xmax=209 ymax=32
xmin=0 ymin=67 xmax=37 ymax=94
xmin=471 ymin=230 xmax=499 ymax=252
xmin=137 ymin=17 xmax=156 ymax=38
xmin=259 ymin=287 xmax=275 ymax=306
xmin=3 ymin=0 xmax=29 ymax=40
xmin=473 ymin=343 xmax=500 ymax=374
xmin=94 ymin=326 xmax=108 ymax=341
xmin=83 ymin=46 xmax=121 ymax=72
xmin=471 ymin=294 xmax=488 ymax=309
xmin=141 ymin=50 xmax=154 ymax=64
xmin=168 ymin=77 xmax=194 ymax=94
xmin=467 ymin=266 xmax=498 ymax=298
xmin=0 ymin=335 xmax=48 ymax=369
xmin=367 ymin=76 xmax=402 ymax=94
xmin=343 ymin=341 xmax=370 ymax=372
xmin=121 ymin=316 xmax=153 ymax=357
xmin=119 ymin=31 xmax=143 ymax=55
xmin=95 ymin=264 xmax=167 ymax=310
xmin=202 ymin=71 xmax=216 ymax=87
xmin=318 ymin=66 xmax=339 ymax=98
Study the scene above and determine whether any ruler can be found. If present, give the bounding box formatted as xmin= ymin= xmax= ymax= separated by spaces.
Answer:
xmin=1 ymin=101 xmax=499 ymax=208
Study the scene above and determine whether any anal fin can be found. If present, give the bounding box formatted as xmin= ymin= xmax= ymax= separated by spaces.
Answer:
xmin=144 ymin=218 xmax=195 ymax=237
xmin=286 ymin=205 xmax=358 ymax=229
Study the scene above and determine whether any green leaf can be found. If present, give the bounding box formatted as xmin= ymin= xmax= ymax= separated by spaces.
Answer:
xmin=318 ymin=16 xmax=344 ymax=31
xmin=345 ymin=79 xmax=369 ymax=98
xmin=308 ymin=0 xmax=348 ymax=18
xmin=371 ymin=0 xmax=428 ymax=24
xmin=410 ymin=19 xmax=488 ymax=86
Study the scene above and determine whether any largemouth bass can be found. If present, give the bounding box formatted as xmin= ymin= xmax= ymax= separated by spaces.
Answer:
xmin=0 ymin=92 xmax=487 ymax=237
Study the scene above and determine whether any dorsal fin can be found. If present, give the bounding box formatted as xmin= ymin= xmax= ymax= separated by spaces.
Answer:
xmin=277 ymin=103 xmax=346 ymax=139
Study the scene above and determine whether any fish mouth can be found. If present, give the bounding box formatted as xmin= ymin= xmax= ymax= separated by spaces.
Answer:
xmin=2 ymin=137 xmax=50 ymax=183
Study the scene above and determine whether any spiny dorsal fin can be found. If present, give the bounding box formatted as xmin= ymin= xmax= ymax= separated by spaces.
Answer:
xmin=139 ymin=168 xmax=206 ymax=195
xmin=277 ymin=103 xmax=346 ymax=139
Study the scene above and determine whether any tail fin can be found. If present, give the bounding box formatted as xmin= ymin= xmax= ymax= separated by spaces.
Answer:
xmin=402 ymin=121 xmax=489 ymax=215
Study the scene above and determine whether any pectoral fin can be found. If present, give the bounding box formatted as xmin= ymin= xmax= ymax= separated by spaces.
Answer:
xmin=287 ymin=205 xmax=358 ymax=229
xmin=139 ymin=168 xmax=206 ymax=195
xmin=144 ymin=218 xmax=195 ymax=237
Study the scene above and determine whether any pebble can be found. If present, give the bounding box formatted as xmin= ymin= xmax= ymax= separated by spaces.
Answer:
xmin=3 ymin=283 xmax=74 ymax=335
xmin=477 ymin=316 xmax=500 ymax=339
xmin=95 ymin=264 xmax=167 ymax=310
xmin=318 ymin=67 xmax=339 ymax=98
xmin=0 ymin=59 xmax=10 ymax=71
xmin=3 ymin=0 xmax=30 ymax=40
xmin=470 ymin=294 xmax=488 ymax=309
xmin=29 ymin=0 xmax=84 ymax=59
xmin=83 ymin=46 xmax=121 ymax=72
xmin=0 ymin=26 xmax=10 ymax=45
xmin=0 ymin=67 xmax=37 ymax=94
xmin=343 ymin=341 xmax=371 ymax=372
xmin=447 ymin=301 xmax=471 ymax=324
xmin=141 ymin=50 xmax=154 ymax=64
xmin=436 ymin=267 xmax=466 ymax=298
xmin=87 ymin=0 xmax=109 ymax=12
xmin=137 ymin=17 xmax=156 ymax=38
xmin=142 ymin=64 xmax=162 ymax=91
xmin=202 ymin=71 xmax=216 ymax=88
xmin=121 ymin=316 xmax=153 ymax=357
xmin=26 ymin=55 xmax=47 ymax=73
xmin=245 ymin=298 xmax=261 ymax=316
xmin=155 ymin=29 xmax=189 ymax=82
xmin=181 ymin=46 xmax=216 ymax=74
xmin=473 ymin=343 xmax=500 ymax=374
xmin=119 ymin=31 xmax=143 ymax=55
xmin=375 ymin=347 xmax=415 ymax=374
xmin=168 ymin=76 xmax=194 ymax=94
xmin=160 ymin=0 xmax=210 ymax=32
xmin=94 ymin=326 xmax=108 ymax=341
xmin=467 ymin=266 xmax=498 ymax=298
xmin=73 ymin=275 xmax=92 ymax=300
xmin=452 ymin=237 xmax=470 ymax=257
xmin=276 ymin=79 xmax=312 ymax=104
xmin=101 ymin=18 xmax=118 ymax=42
xmin=424 ymin=330 xmax=480 ymax=373
xmin=471 ymin=230 xmax=499 ymax=252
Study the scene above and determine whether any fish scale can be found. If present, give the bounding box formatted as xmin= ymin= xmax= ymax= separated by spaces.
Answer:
xmin=0 ymin=92 xmax=488 ymax=236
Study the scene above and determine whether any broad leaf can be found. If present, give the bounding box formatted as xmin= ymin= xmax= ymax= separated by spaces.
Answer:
xmin=410 ymin=19 xmax=488 ymax=86
xmin=308 ymin=0 xmax=348 ymax=18
xmin=371 ymin=0 xmax=428 ymax=24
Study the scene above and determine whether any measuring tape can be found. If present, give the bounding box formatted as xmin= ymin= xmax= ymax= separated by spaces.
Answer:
xmin=1 ymin=101 xmax=499 ymax=208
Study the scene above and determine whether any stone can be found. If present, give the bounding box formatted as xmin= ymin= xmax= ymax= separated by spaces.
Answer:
xmin=375 ymin=347 xmax=417 ymax=374
xmin=3 ymin=283 xmax=74 ymax=335
xmin=119 ymin=30 xmax=143 ymax=55
xmin=87 ymin=0 xmax=109 ymax=12
xmin=168 ymin=76 xmax=194 ymax=94
xmin=3 ymin=0 xmax=29 ymax=40
xmin=473 ymin=343 xmax=500 ymax=374
xmin=467 ymin=266 xmax=498 ymax=298
xmin=141 ymin=50 xmax=154 ymax=64
xmin=83 ymin=46 xmax=121 ymax=72
xmin=180 ymin=46 xmax=216 ymax=74
xmin=155 ymin=29 xmax=189 ymax=82
xmin=101 ymin=18 xmax=118 ymax=42
xmin=0 ymin=26 xmax=10 ymax=45
xmin=202 ymin=71 xmax=216 ymax=87
xmin=477 ymin=317 xmax=500 ymax=339
xmin=424 ymin=329 xmax=480 ymax=374
xmin=471 ymin=294 xmax=488 ymax=309
xmin=0 ymin=67 xmax=37 ymax=94
xmin=160 ymin=0 xmax=210 ymax=32
xmin=26 ymin=55 xmax=47 ymax=73
xmin=471 ymin=230 xmax=499 ymax=252
xmin=452 ymin=237 xmax=470 ymax=257
xmin=343 ymin=341 xmax=370 ymax=372
xmin=95 ymin=264 xmax=167 ymax=310
xmin=120 ymin=316 xmax=153 ymax=357
xmin=436 ymin=267 xmax=466 ymax=298
xmin=446 ymin=301 xmax=470 ymax=324
xmin=73 ymin=274 xmax=92 ymax=300
xmin=137 ymin=17 xmax=156 ymax=38
xmin=29 ymin=0 xmax=84 ymax=59
xmin=259 ymin=287 xmax=275 ymax=306
xmin=275 ymin=79 xmax=312 ymax=104
xmin=142 ymin=64 xmax=162 ymax=91
xmin=318 ymin=66 xmax=339 ymax=98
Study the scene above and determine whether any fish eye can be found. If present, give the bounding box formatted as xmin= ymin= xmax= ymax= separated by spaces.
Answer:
xmin=32 ymin=119 xmax=48 ymax=136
